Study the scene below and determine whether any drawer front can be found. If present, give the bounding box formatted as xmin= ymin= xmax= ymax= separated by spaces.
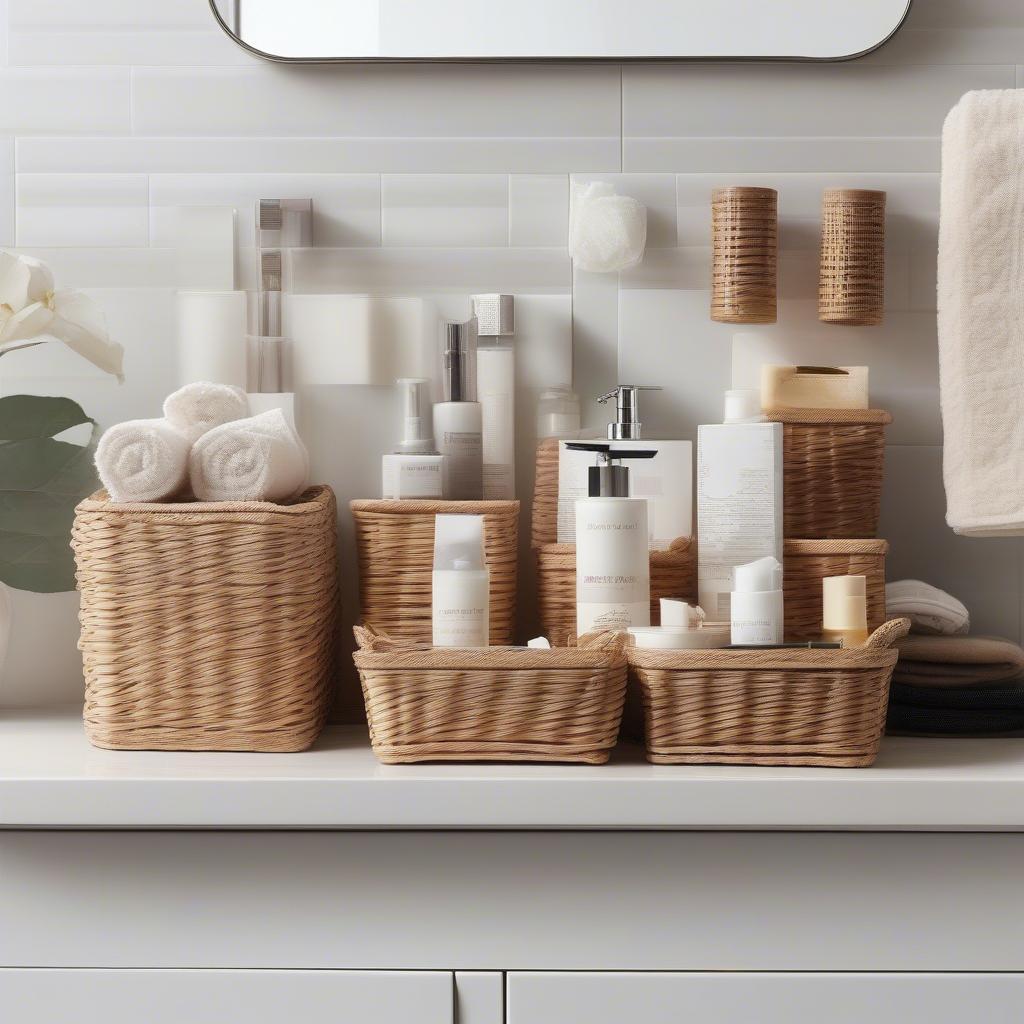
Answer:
xmin=507 ymin=972 xmax=1024 ymax=1024
xmin=0 ymin=969 xmax=453 ymax=1024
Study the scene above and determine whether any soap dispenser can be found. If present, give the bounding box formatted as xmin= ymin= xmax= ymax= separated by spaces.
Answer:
xmin=598 ymin=384 xmax=663 ymax=440
xmin=566 ymin=441 xmax=657 ymax=635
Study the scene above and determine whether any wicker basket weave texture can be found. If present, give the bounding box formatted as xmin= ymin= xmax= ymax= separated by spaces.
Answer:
xmin=353 ymin=626 xmax=627 ymax=764
xmin=532 ymin=436 xmax=560 ymax=548
xmin=765 ymin=408 xmax=891 ymax=539
xmin=711 ymin=186 xmax=778 ymax=325
xmin=819 ymin=188 xmax=887 ymax=326
xmin=535 ymin=537 xmax=697 ymax=647
xmin=630 ymin=618 xmax=909 ymax=767
xmin=351 ymin=499 xmax=519 ymax=646
xmin=784 ymin=538 xmax=887 ymax=643
xmin=73 ymin=486 xmax=339 ymax=753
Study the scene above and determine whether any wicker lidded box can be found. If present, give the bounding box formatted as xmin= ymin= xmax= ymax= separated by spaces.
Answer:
xmin=72 ymin=486 xmax=340 ymax=753
xmin=351 ymin=499 xmax=519 ymax=646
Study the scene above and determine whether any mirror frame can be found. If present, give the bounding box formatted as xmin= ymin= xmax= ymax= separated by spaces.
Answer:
xmin=208 ymin=0 xmax=912 ymax=64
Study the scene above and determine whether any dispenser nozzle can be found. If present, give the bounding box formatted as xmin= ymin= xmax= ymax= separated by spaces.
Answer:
xmin=597 ymin=385 xmax=663 ymax=441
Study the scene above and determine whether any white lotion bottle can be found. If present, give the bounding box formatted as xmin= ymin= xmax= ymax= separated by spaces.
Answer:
xmin=434 ymin=320 xmax=483 ymax=500
xmin=432 ymin=514 xmax=490 ymax=648
xmin=568 ymin=442 xmax=656 ymax=636
xmin=382 ymin=378 xmax=447 ymax=499
xmin=474 ymin=294 xmax=516 ymax=500
xmin=730 ymin=556 xmax=785 ymax=645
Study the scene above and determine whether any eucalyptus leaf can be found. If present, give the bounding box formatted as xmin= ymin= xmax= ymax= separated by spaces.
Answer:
xmin=0 ymin=394 xmax=94 ymax=441
xmin=0 ymin=531 xmax=77 ymax=593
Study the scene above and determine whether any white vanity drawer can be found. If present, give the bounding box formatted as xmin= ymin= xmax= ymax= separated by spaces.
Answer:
xmin=507 ymin=972 xmax=1024 ymax=1024
xmin=0 ymin=969 xmax=453 ymax=1024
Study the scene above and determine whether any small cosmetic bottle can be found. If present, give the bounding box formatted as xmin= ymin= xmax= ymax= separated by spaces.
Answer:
xmin=434 ymin=320 xmax=484 ymax=501
xmin=730 ymin=556 xmax=785 ymax=646
xmin=432 ymin=514 xmax=490 ymax=648
xmin=474 ymin=294 xmax=516 ymax=500
xmin=822 ymin=574 xmax=869 ymax=647
xmin=382 ymin=378 xmax=447 ymax=500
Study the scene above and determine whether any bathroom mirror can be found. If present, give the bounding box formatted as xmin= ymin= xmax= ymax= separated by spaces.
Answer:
xmin=209 ymin=0 xmax=911 ymax=63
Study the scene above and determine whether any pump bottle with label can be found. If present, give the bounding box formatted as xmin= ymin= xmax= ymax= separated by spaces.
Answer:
xmin=567 ymin=441 xmax=657 ymax=636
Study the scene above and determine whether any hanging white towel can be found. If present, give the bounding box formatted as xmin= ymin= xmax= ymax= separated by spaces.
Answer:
xmin=163 ymin=380 xmax=249 ymax=444
xmin=95 ymin=418 xmax=191 ymax=504
xmin=189 ymin=409 xmax=309 ymax=503
xmin=938 ymin=90 xmax=1024 ymax=535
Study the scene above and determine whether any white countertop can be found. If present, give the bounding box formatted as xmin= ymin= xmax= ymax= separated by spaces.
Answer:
xmin=2 ymin=708 xmax=1023 ymax=831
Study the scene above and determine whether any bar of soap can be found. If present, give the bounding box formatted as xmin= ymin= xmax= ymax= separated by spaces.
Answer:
xmin=761 ymin=364 xmax=869 ymax=410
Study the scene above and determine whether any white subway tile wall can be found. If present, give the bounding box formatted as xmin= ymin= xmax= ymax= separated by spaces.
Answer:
xmin=1 ymin=0 xmax=1020 ymax=710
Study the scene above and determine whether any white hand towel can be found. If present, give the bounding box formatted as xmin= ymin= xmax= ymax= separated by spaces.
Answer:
xmin=938 ymin=90 xmax=1024 ymax=535
xmin=95 ymin=418 xmax=191 ymax=504
xmin=163 ymin=381 xmax=249 ymax=443
xmin=886 ymin=579 xmax=970 ymax=637
xmin=189 ymin=409 xmax=309 ymax=503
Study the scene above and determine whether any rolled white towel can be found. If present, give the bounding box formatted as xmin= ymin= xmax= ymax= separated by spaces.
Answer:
xmin=95 ymin=418 xmax=191 ymax=504
xmin=163 ymin=381 xmax=249 ymax=443
xmin=886 ymin=579 xmax=970 ymax=636
xmin=189 ymin=409 xmax=309 ymax=503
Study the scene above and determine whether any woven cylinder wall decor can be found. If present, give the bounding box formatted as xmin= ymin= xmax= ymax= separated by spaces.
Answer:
xmin=73 ymin=486 xmax=339 ymax=753
xmin=764 ymin=408 xmax=892 ymax=539
xmin=532 ymin=436 xmax=560 ymax=548
xmin=351 ymin=499 xmax=519 ymax=646
xmin=711 ymin=186 xmax=778 ymax=324
xmin=784 ymin=538 xmax=888 ymax=643
xmin=819 ymin=188 xmax=887 ymax=325
xmin=629 ymin=618 xmax=910 ymax=767
xmin=535 ymin=537 xmax=697 ymax=647
xmin=354 ymin=625 xmax=628 ymax=764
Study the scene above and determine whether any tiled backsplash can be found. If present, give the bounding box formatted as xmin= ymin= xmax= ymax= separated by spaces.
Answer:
xmin=2 ymin=0 xmax=1022 ymax=711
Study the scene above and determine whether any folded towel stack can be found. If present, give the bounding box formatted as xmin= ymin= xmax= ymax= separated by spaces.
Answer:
xmin=888 ymin=635 xmax=1024 ymax=736
xmin=95 ymin=382 xmax=310 ymax=505
xmin=885 ymin=579 xmax=970 ymax=636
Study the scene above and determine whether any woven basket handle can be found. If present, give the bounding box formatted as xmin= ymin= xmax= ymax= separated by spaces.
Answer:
xmin=576 ymin=630 xmax=628 ymax=657
xmin=352 ymin=624 xmax=423 ymax=654
xmin=864 ymin=618 xmax=911 ymax=651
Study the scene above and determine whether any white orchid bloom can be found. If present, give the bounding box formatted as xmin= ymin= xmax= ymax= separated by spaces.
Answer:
xmin=0 ymin=250 xmax=124 ymax=382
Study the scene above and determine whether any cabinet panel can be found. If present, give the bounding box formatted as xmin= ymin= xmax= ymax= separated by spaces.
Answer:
xmin=508 ymin=972 xmax=1024 ymax=1024
xmin=0 ymin=969 xmax=453 ymax=1024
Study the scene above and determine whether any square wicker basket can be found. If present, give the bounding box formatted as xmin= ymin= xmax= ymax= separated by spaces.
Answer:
xmin=72 ymin=486 xmax=339 ymax=753
xmin=628 ymin=619 xmax=909 ymax=767
xmin=353 ymin=626 xmax=628 ymax=764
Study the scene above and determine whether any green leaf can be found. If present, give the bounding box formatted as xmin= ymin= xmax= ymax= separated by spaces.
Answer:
xmin=0 ymin=394 xmax=93 ymax=440
xmin=0 ymin=417 xmax=97 ymax=592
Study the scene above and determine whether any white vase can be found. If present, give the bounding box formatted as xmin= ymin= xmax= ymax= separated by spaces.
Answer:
xmin=0 ymin=583 xmax=11 ymax=682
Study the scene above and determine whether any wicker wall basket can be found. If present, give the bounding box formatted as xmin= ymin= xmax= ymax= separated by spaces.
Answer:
xmin=73 ymin=486 xmax=339 ymax=753
xmin=765 ymin=408 xmax=892 ymax=539
xmin=819 ymin=188 xmax=887 ymax=326
xmin=711 ymin=186 xmax=778 ymax=325
xmin=354 ymin=626 xmax=628 ymax=764
xmin=784 ymin=538 xmax=888 ymax=643
xmin=351 ymin=499 xmax=519 ymax=646
xmin=532 ymin=436 xmax=560 ymax=548
xmin=535 ymin=537 xmax=697 ymax=647
xmin=630 ymin=619 xmax=910 ymax=767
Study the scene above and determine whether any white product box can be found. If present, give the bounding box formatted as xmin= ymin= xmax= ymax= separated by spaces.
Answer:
xmin=557 ymin=439 xmax=694 ymax=548
xmin=697 ymin=422 xmax=784 ymax=622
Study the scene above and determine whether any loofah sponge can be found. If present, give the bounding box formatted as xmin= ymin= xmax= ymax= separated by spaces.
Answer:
xmin=569 ymin=181 xmax=648 ymax=273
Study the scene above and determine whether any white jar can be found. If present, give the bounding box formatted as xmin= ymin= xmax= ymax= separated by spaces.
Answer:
xmin=576 ymin=496 xmax=650 ymax=635
xmin=730 ymin=556 xmax=784 ymax=646
xmin=434 ymin=401 xmax=483 ymax=500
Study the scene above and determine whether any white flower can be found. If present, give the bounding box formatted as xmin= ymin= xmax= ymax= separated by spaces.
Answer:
xmin=0 ymin=250 xmax=124 ymax=382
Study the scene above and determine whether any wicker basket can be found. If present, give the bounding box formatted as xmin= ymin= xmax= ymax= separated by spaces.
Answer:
xmin=532 ymin=436 xmax=560 ymax=548
xmin=765 ymin=408 xmax=891 ymax=539
xmin=354 ymin=626 xmax=628 ymax=764
xmin=711 ymin=186 xmax=778 ymax=324
xmin=784 ymin=538 xmax=888 ymax=643
xmin=72 ymin=486 xmax=339 ymax=753
xmin=535 ymin=537 xmax=697 ymax=647
xmin=351 ymin=499 xmax=519 ymax=646
xmin=819 ymin=188 xmax=886 ymax=326
xmin=630 ymin=618 xmax=910 ymax=767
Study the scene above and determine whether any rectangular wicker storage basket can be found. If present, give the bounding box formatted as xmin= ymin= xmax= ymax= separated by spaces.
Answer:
xmin=629 ymin=619 xmax=909 ymax=767
xmin=353 ymin=626 xmax=628 ymax=763
xmin=72 ymin=486 xmax=339 ymax=753
xmin=351 ymin=499 xmax=519 ymax=646
xmin=784 ymin=538 xmax=887 ymax=642
xmin=765 ymin=408 xmax=892 ymax=539
xmin=532 ymin=437 xmax=560 ymax=547
xmin=535 ymin=538 xmax=697 ymax=647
